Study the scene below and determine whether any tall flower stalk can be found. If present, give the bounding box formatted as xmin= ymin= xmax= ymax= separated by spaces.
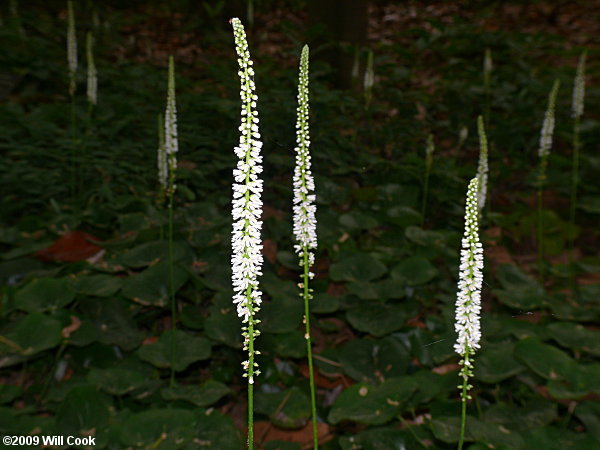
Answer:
xmin=568 ymin=51 xmax=586 ymax=289
xmin=536 ymin=80 xmax=560 ymax=283
xmin=157 ymin=112 xmax=167 ymax=240
xmin=164 ymin=55 xmax=178 ymax=387
xmin=293 ymin=44 xmax=319 ymax=449
xmin=455 ymin=178 xmax=483 ymax=450
xmin=67 ymin=0 xmax=77 ymax=98
xmin=86 ymin=31 xmax=97 ymax=108
xmin=230 ymin=18 xmax=264 ymax=449
xmin=483 ymin=48 xmax=492 ymax=126
xmin=421 ymin=134 xmax=434 ymax=226
xmin=476 ymin=116 xmax=489 ymax=214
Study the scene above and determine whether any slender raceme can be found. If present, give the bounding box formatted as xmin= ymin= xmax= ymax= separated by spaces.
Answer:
xmin=230 ymin=18 xmax=264 ymax=449
xmin=86 ymin=32 xmax=97 ymax=107
xmin=67 ymin=0 xmax=77 ymax=98
xmin=292 ymin=44 xmax=319 ymax=449
xmin=421 ymin=134 xmax=434 ymax=226
xmin=455 ymin=178 xmax=483 ymax=450
xmin=157 ymin=112 xmax=166 ymax=239
xmin=568 ymin=51 xmax=586 ymax=289
xmin=164 ymin=55 xmax=178 ymax=387
xmin=536 ymin=80 xmax=560 ymax=283
xmin=476 ymin=116 xmax=488 ymax=213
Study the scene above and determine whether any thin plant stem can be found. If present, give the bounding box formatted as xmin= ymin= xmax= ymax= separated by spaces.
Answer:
xmin=303 ymin=246 xmax=318 ymax=449
xmin=458 ymin=356 xmax=469 ymax=450
xmin=168 ymin=183 xmax=176 ymax=387
xmin=537 ymin=159 xmax=547 ymax=285
xmin=421 ymin=134 xmax=434 ymax=226
xmin=568 ymin=113 xmax=581 ymax=292
xmin=246 ymin=284 xmax=255 ymax=450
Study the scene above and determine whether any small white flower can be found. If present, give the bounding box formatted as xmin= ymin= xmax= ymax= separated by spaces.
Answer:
xmin=572 ymin=51 xmax=586 ymax=119
xmin=67 ymin=0 xmax=77 ymax=96
xmin=538 ymin=80 xmax=560 ymax=159
xmin=476 ymin=116 xmax=488 ymax=211
xmin=164 ymin=56 xmax=178 ymax=193
xmin=86 ymin=32 xmax=97 ymax=106
xmin=230 ymin=18 xmax=264 ymax=381
xmin=454 ymin=178 xmax=483 ymax=357
xmin=157 ymin=113 xmax=167 ymax=193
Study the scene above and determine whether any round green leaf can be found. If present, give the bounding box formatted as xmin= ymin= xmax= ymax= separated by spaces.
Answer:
xmin=120 ymin=408 xmax=196 ymax=448
xmin=346 ymin=302 xmax=407 ymax=337
xmin=390 ymin=256 xmax=438 ymax=285
xmin=338 ymin=337 xmax=410 ymax=383
xmin=330 ymin=253 xmax=387 ymax=282
xmin=71 ymin=274 xmax=123 ymax=297
xmin=161 ymin=380 xmax=230 ymax=407
xmin=194 ymin=409 xmax=242 ymax=449
xmin=120 ymin=240 xmax=187 ymax=268
xmin=0 ymin=312 xmax=62 ymax=364
xmin=87 ymin=367 xmax=149 ymax=396
xmin=255 ymin=387 xmax=311 ymax=429
xmin=122 ymin=262 xmax=189 ymax=307
xmin=547 ymin=322 xmax=600 ymax=356
xmin=514 ymin=337 xmax=575 ymax=380
xmin=56 ymin=385 xmax=112 ymax=436
xmin=475 ymin=342 xmax=525 ymax=383
xmin=15 ymin=277 xmax=75 ymax=312
xmin=137 ymin=330 xmax=211 ymax=372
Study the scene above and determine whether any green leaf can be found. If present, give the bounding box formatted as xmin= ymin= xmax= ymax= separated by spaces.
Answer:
xmin=119 ymin=408 xmax=196 ymax=448
xmin=493 ymin=264 xmax=545 ymax=309
xmin=390 ymin=256 xmax=438 ymax=285
xmin=193 ymin=409 xmax=242 ymax=449
xmin=14 ymin=277 xmax=75 ymax=312
xmin=338 ymin=337 xmax=410 ymax=383
xmin=575 ymin=402 xmax=600 ymax=442
xmin=475 ymin=342 xmax=525 ymax=383
xmin=78 ymin=297 xmax=144 ymax=351
xmin=386 ymin=206 xmax=422 ymax=227
xmin=0 ymin=312 xmax=62 ymax=366
xmin=514 ymin=337 xmax=575 ymax=380
xmin=204 ymin=292 xmax=242 ymax=348
xmin=339 ymin=211 xmax=378 ymax=229
xmin=523 ymin=426 xmax=600 ymax=449
xmin=161 ymin=380 xmax=230 ymax=407
xmin=87 ymin=367 xmax=149 ymax=396
xmin=547 ymin=322 xmax=600 ymax=356
xmin=346 ymin=302 xmax=407 ymax=337
xmin=328 ymin=377 xmax=416 ymax=425
xmin=547 ymin=363 xmax=600 ymax=399
xmin=311 ymin=293 xmax=340 ymax=313
xmin=56 ymin=385 xmax=112 ymax=436
xmin=255 ymin=387 xmax=311 ymax=429
xmin=261 ymin=331 xmax=307 ymax=358
xmin=339 ymin=427 xmax=420 ymax=450
xmin=120 ymin=240 xmax=187 ymax=268
xmin=71 ymin=274 xmax=123 ymax=297
xmin=330 ymin=253 xmax=387 ymax=282
xmin=137 ymin=330 xmax=211 ymax=372
xmin=259 ymin=275 xmax=303 ymax=334
xmin=483 ymin=399 xmax=557 ymax=431
xmin=122 ymin=261 xmax=189 ymax=307
xmin=0 ymin=385 xmax=22 ymax=404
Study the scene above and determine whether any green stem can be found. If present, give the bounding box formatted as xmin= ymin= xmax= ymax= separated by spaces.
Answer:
xmin=168 ymin=184 xmax=176 ymax=387
xmin=568 ymin=116 xmax=580 ymax=292
xmin=537 ymin=159 xmax=547 ymax=285
xmin=421 ymin=165 xmax=430 ymax=227
xmin=247 ymin=283 xmax=255 ymax=450
xmin=457 ymin=350 xmax=470 ymax=450
xmin=303 ymin=247 xmax=319 ymax=449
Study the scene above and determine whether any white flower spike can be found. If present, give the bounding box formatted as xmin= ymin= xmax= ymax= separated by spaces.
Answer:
xmin=230 ymin=17 xmax=264 ymax=383
xmin=67 ymin=0 xmax=77 ymax=97
xmin=572 ymin=51 xmax=586 ymax=119
xmin=538 ymin=80 xmax=560 ymax=159
xmin=86 ymin=32 xmax=97 ymax=106
xmin=454 ymin=177 xmax=483 ymax=359
xmin=293 ymin=45 xmax=317 ymax=270
xmin=476 ymin=116 xmax=488 ymax=212
xmin=164 ymin=56 xmax=178 ymax=193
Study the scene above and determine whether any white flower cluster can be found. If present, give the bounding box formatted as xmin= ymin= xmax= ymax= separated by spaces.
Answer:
xmin=572 ymin=51 xmax=586 ymax=119
xmin=293 ymin=45 xmax=317 ymax=273
xmin=67 ymin=0 xmax=77 ymax=96
xmin=157 ymin=113 xmax=167 ymax=193
xmin=231 ymin=18 xmax=264 ymax=384
xmin=86 ymin=32 xmax=97 ymax=106
xmin=164 ymin=56 xmax=178 ymax=193
xmin=476 ymin=116 xmax=488 ymax=211
xmin=454 ymin=178 xmax=483 ymax=358
xmin=538 ymin=80 xmax=560 ymax=159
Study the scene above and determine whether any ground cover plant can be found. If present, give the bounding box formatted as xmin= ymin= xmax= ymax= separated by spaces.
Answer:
xmin=0 ymin=1 xmax=599 ymax=449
